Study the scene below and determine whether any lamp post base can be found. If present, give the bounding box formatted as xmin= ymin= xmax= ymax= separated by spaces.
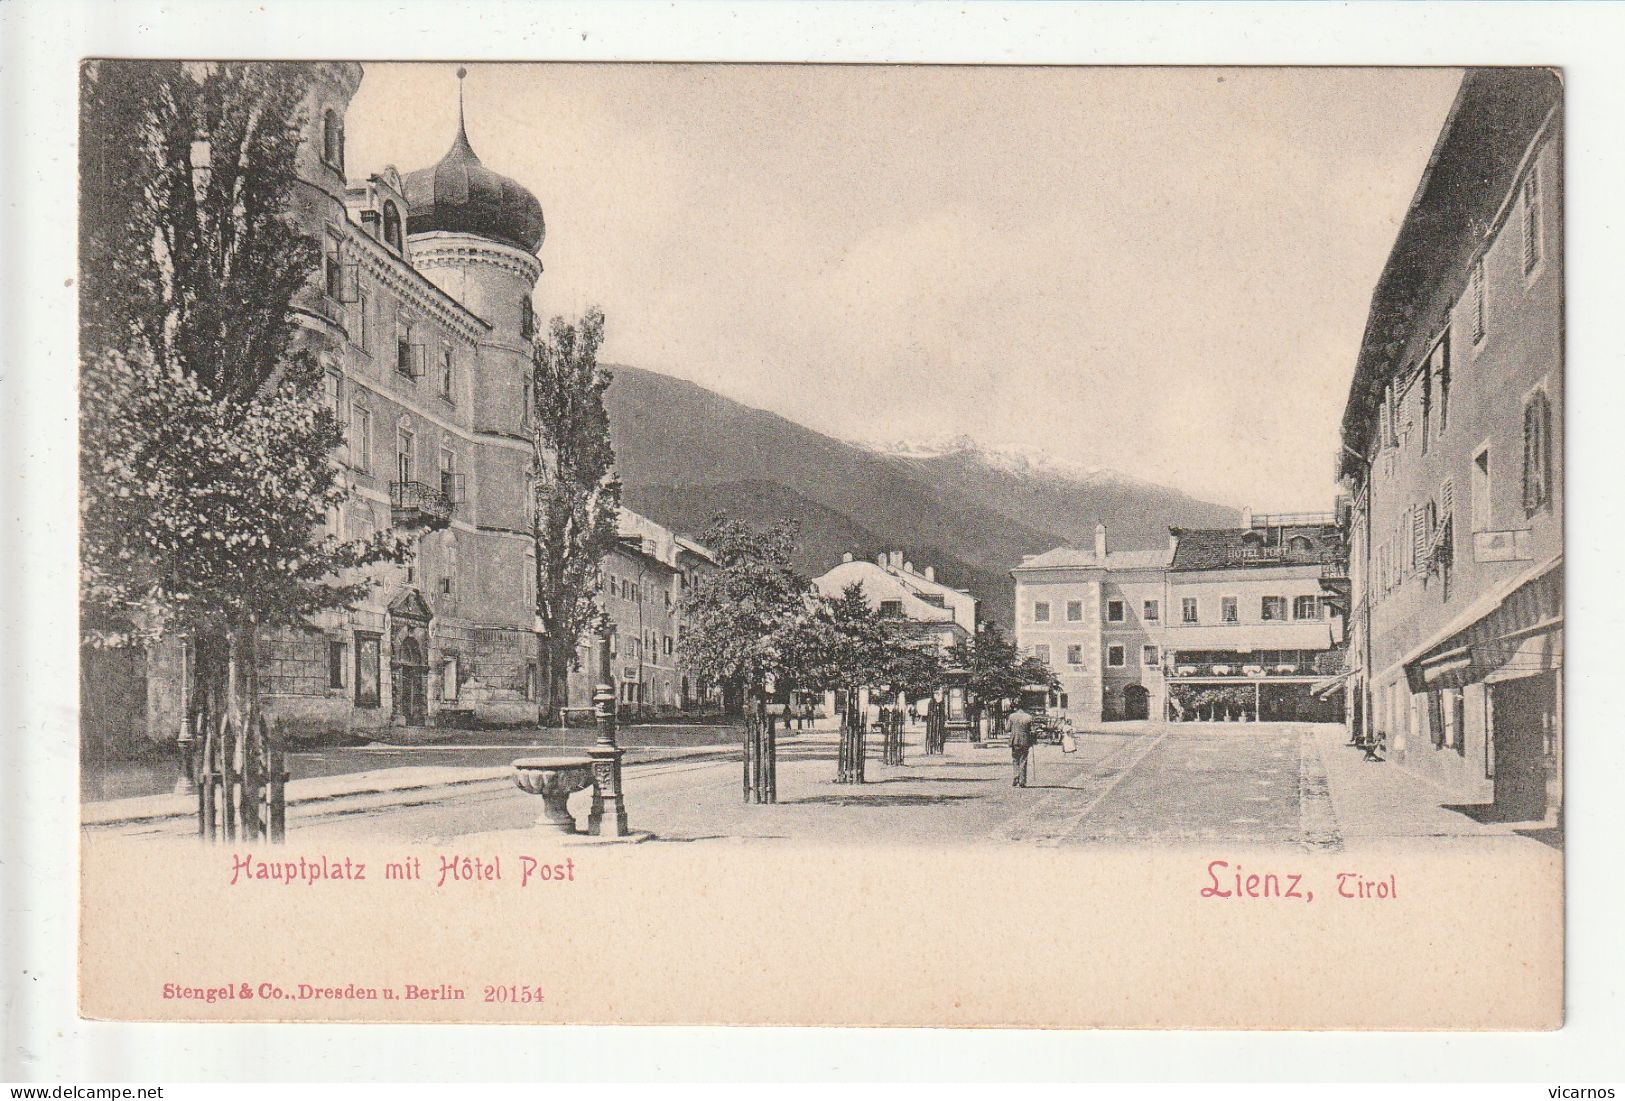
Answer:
xmin=587 ymin=746 xmax=630 ymax=837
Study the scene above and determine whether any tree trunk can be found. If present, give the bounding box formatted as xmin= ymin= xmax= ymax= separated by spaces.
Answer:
xmin=742 ymin=689 xmax=774 ymax=804
xmin=542 ymin=636 xmax=573 ymax=725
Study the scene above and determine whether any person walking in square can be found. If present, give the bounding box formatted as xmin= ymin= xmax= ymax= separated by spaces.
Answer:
xmin=1008 ymin=701 xmax=1036 ymax=787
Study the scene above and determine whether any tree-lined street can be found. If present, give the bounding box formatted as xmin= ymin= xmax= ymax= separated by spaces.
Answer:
xmin=85 ymin=721 xmax=1557 ymax=851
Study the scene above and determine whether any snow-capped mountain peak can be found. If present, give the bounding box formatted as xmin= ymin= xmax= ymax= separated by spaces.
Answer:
xmin=850 ymin=433 xmax=1124 ymax=485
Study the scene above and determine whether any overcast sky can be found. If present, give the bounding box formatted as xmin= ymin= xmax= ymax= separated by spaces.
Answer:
xmin=347 ymin=64 xmax=1462 ymax=511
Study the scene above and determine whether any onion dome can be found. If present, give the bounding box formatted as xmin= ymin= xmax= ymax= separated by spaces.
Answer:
xmin=402 ymin=69 xmax=545 ymax=254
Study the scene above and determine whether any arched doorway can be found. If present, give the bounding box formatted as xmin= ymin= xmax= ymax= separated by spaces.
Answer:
xmin=1123 ymin=684 xmax=1150 ymax=721
xmin=393 ymin=636 xmax=428 ymax=725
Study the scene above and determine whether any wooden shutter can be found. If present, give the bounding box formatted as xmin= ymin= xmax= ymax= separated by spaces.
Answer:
xmin=1411 ymin=506 xmax=1426 ymax=569
xmin=1522 ymin=169 xmax=1541 ymax=274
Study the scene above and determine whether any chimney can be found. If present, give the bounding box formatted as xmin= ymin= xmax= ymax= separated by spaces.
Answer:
xmin=1168 ymin=531 xmax=1179 ymax=557
xmin=1241 ymin=506 xmax=1254 ymax=529
xmin=924 ymin=566 xmax=935 ymax=582
xmin=842 ymin=551 xmax=854 ymax=564
xmin=1094 ymin=522 xmax=1107 ymax=561
xmin=903 ymin=561 xmax=914 ymax=575
xmin=877 ymin=552 xmax=888 ymax=567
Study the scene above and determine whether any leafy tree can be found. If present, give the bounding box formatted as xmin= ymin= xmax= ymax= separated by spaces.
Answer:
xmin=946 ymin=622 xmax=1057 ymax=736
xmin=529 ymin=306 xmax=622 ymax=722
xmin=79 ymin=61 xmax=404 ymax=779
xmin=677 ymin=517 xmax=815 ymax=802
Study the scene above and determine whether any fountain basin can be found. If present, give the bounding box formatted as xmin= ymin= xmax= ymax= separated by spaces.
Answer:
xmin=512 ymin=756 xmax=596 ymax=834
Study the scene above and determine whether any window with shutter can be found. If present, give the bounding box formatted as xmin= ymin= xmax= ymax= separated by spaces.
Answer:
xmin=1470 ymin=257 xmax=1486 ymax=344
xmin=1411 ymin=506 xmax=1426 ymax=570
xmin=1521 ymin=167 xmax=1542 ymax=275
xmin=1523 ymin=390 xmax=1551 ymax=513
xmin=1434 ymin=335 xmax=1450 ymax=435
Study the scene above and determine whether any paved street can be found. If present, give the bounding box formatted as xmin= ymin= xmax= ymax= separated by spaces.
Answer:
xmin=80 ymin=722 xmax=743 ymax=801
xmin=89 ymin=721 xmax=1555 ymax=850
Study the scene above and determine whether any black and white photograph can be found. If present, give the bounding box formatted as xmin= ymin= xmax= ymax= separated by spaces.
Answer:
xmin=12 ymin=0 xmax=1621 ymax=1068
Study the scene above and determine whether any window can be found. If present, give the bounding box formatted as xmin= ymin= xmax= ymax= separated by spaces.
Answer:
xmin=525 ymin=663 xmax=538 ymax=701
xmin=1294 ymin=596 xmax=1320 ymax=620
xmin=439 ymin=575 xmax=452 ymax=596
xmin=1142 ymin=645 xmax=1159 ymax=667
xmin=396 ymin=427 xmax=414 ymax=485
xmin=1521 ymin=165 xmax=1542 ymax=276
xmin=322 ymin=108 xmax=344 ymax=172
xmin=1469 ymin=257 xmax=1487 ymax=345
xmin=443 ymin=657 xmax=459 ymax=702
xmin=1033 ymin=643 xmax=1051 ymax=664
xmin=323 ymin=371 xmax=343 ymax=418
xmin=1472 ymin=445 xmax=1491 ymax=532
xmin=664 ymin=636 xmax=673 ymax=656
xmin=1523 ymin=389 xmax=1552 ymax=514
xmin=327 ymin=639 xmax=348 ymax=690
xmin=397 ymin=326 xmax=422 ymax=379
xmin=383 ymin=200 xmax=403 ymax=252
xmin=1261 ymin=596 xmax=1286 ymax=621
xmin=879 ymin=599 xmax=903 ymax=617
xmin=1143 ymin=599 xmax=1159 ymax=622
xmin=1181 ymin=597 xmax=1199 ymax=624
xmin=439 ymin=447 xmax=458 ymax=505
xmin=1432 ymin=334 xmax=1450 ymax=437
xmin=1420 ymin=359 xmax=1432 ymax=454
xmin=348 ymin=404 xmax=371 ymax=472
xmin=1033 ymin=601 xmax=1050 ymax=623
xmin=521 ymin=371 xmax=533 ymax=431
xmin=1069 ymin=644 xmax=1086 ymax=666
xmin=355 ymin=290 xmax=370 ymax=353
xmin=1221 ymin=596 xmax=1237 ymax=624
xmin=1288 ymin=535 xmax=1313 ymax=553
xmin=1067 ymin=600 xmax=1084 ymax=622
xmin=520 ymin=296 xmax=536 ymax=341
xmin=1106 ymin=599 xmax=1124 ymax=623
xmin=441 ymin=347 xmax=455 ymax=400
xmin=354 ymin=633 xmax=381 ymax=708
xmin=1107 ymin=644 xmax=1125 ymax=668
xmin=323 ymin=235 xmax=343 ymax=300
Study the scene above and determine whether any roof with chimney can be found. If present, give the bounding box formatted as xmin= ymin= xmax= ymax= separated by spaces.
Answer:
xmin=1013 ymin=546 xmax=1173 ymax=572
xmin=1168 ymin=521 xmax=1342 ymax=572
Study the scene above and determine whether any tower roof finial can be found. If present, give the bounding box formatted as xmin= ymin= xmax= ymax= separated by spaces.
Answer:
xmin=456 ymin=66 xmax=469 ymax=141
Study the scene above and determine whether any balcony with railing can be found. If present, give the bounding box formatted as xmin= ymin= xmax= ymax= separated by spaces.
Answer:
xmin=391 ymin=480 xmax=453 ymax=530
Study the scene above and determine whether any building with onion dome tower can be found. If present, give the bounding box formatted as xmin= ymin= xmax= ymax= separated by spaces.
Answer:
xmin=145 ymin=65 xmax=553 ymax=743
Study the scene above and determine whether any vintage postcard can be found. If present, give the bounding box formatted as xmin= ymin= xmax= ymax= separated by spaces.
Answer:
xmin=75 ymin=61 xmax=1563 ymax=1029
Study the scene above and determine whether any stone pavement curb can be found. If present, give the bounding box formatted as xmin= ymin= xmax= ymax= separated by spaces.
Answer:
xmin=80 ymin=745 xmax=735 ymax=829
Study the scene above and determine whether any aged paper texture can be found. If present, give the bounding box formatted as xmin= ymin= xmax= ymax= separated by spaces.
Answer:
xmin=76 ymin=61 xmax=1565 ymax=1029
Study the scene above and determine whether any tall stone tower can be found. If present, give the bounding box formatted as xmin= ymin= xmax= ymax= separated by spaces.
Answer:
xmin=403 ymin=68 xmax=544 ymax=448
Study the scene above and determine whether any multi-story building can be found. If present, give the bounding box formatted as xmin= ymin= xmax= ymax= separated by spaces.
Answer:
xmin=1161 ymin=513 xmax=1346 ymax=724
xmin=812 ymin=551 xmax=978 ymax=654
xmin=139 ymin=64 xmax=551 ymax=741
xmin=1333 ymin=69 xmax=1562 ymax=823
xmin=1011 ymin=524 xmax=1171 ymax=722
xmin=568 ymin=508 xmax=716 ymax=716
xmin=1012 ymin=516 xmax=1346 ymax=724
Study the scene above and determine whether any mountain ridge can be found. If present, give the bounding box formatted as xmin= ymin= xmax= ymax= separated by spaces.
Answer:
xmin=602 ymin=363 xmax=1241 ymax=626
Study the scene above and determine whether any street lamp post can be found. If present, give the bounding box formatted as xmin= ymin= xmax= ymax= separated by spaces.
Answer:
xmin=588 ymin=632 xmax=630 ymax=836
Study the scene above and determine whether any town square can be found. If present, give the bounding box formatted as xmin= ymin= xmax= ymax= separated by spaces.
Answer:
xmin=77 ymin=62 xmax=1562 ymax=857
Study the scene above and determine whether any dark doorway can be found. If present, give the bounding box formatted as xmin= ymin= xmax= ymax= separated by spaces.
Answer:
xmin=393 ymin=636 xmax=428 ymax=725
xmin=1491 ymin=672 xmax=1556 ymax=821
xmin=1122 ymin=684 xmax=1150 ymax=721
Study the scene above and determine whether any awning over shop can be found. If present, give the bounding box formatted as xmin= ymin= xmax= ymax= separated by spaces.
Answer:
xmin=1405 ymin=559 xmax=1563 ymax=693
xmin=1161 ymin=622 xmax=1335 ymax=653
xmin=1310 ymin=670 xmax=1352 ymax=699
